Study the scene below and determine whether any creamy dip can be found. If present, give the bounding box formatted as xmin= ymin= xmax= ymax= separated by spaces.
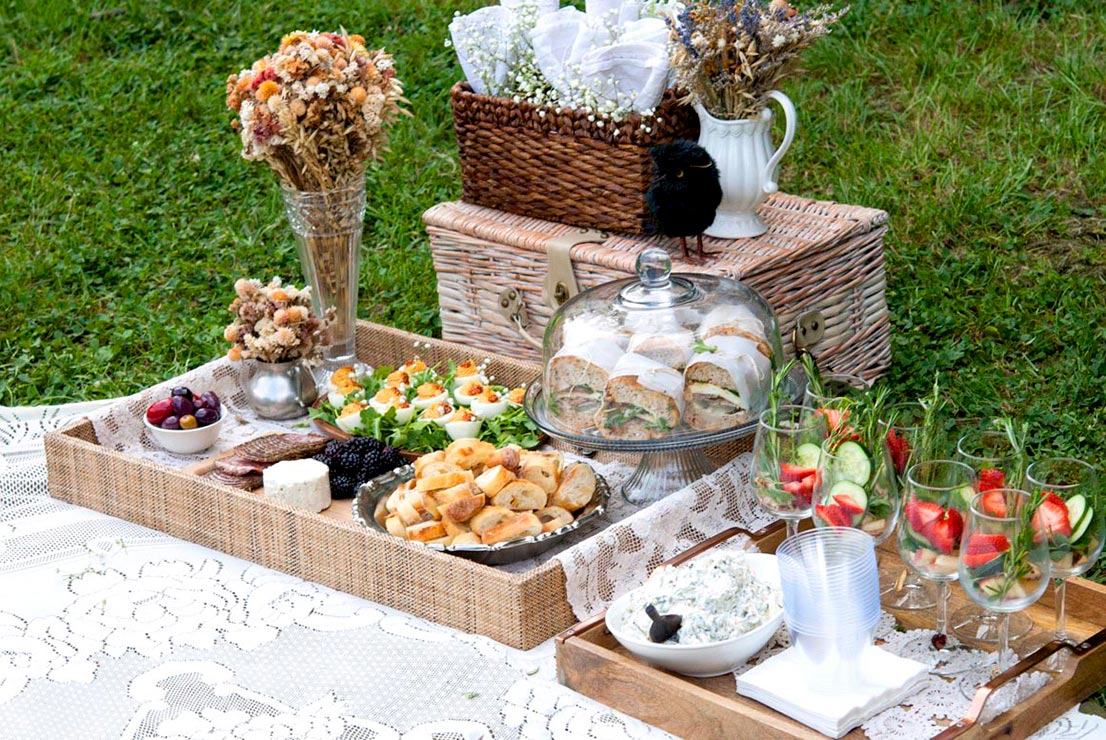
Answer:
xmin=621 ymin=550 xmax=780 ymax=644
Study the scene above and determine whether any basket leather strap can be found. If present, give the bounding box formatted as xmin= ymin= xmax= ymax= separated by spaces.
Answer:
xmin=541 ymin=228 xmax=607 ymax=310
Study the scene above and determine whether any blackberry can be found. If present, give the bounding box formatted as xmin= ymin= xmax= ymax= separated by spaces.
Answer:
xmin=329 ymin=474 xmax=357 ymax=499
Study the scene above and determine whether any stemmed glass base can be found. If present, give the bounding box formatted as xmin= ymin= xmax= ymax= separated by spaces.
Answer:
xmin=951 ymin=604 xmax=1033 ymax=646
xmin=621 ymin=449 xmax=718 ymax=505
xmin=881 ymin=568 xmax=937 ymax=610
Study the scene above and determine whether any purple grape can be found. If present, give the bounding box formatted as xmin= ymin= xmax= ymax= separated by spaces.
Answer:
xmin=171 ymin=395 xmax=194 ymax=417
xmin=194 ymin=408 xmax=219 ymax=427
xmin=161 ymin=416 xmax=181 ymax=430
xmin=201 ymin=391 xmax=221 ymax=411
xmin=171 ymin=387 xmax=192 ymax=398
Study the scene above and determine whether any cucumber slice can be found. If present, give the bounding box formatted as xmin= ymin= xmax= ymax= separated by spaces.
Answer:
xmin=1068 ymin=495 xmax=1093 ymax=543
xmin=833 ymin=441 xmax=871 ymax=486
xmin=794 ymin=442 xmax=822 ymax=470
xmin=830 ymin=480 xmax=869 ymax=526
xmin=952 ymin=485 xmax=976 ymax=513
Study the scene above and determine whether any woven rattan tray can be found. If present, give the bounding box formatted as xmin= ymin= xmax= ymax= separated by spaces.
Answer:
xmin=44 ymin=321 xmax=575 ymax=649
xmin=557 ymin=527 xmax=1106 ymax=738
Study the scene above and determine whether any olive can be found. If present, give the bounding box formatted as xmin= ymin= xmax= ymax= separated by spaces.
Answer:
xmin=171 ymin=395 xmax=195 ymax=417
xmin=179 ymin=414 xmax=198 ymax=430
xmin=161 ymin=416 xmax=181 ymax=430
xmin=200 ymin=391 xmax=221 ymax=411
xmin=194 ymin=408 xmax=219 ymax=427
xmin=171 ymin=387 xmax=193 ymax=398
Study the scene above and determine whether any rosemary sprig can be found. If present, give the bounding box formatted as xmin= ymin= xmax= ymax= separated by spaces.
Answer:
xmin=913 ymin=373 xmax=948 ymax=466
xmin=995 ymin=489 xmax=1046 ymax=600
xmin=994 ymin=416 xmax=1029 ymax=490
xmin=765 ymin=358 xmax=797 ymax=428
xmin=799 ymin=352 xmax=823 ymax=400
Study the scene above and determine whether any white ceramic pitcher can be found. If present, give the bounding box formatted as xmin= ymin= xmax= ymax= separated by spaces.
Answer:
xmin=694 ymin=90 xmax=797 ymax=239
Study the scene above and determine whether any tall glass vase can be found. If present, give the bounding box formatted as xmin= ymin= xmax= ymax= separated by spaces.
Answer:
xmin=281 ymin=178 xmax=366 ymax=383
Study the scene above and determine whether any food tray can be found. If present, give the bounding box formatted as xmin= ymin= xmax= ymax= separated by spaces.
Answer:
xmin=556 ymin=526 xmax=1106 ymax=739
xmin=44 ymin=321 xmax=578 ymax=650
xmin=353 ymin=464 xmax=610 ymax=566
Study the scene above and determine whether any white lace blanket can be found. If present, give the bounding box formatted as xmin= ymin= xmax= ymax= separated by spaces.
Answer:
xmin=3 ymin=402 xmax=1103 ymax=739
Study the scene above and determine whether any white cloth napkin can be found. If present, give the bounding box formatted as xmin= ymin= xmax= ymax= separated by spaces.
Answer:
xmin=737 ymin=644 xmax=930 ymax=738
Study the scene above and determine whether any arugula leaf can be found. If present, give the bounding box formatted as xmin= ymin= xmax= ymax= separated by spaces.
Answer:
xmin=692 ymin=338 xmax=717 ymax=354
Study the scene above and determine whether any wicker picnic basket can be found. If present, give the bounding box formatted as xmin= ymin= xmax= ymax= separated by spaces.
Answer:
xmin=450 ymin=82 xmax=699 ymax=234
xmin=423 ymin=195 xmax=892 ymax=379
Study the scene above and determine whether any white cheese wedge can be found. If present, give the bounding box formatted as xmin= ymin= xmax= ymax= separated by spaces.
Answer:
xmin=262 ymin=459 xmax=331 ymax=513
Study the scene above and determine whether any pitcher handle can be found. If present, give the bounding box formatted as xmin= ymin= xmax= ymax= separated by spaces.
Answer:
xmin=762 ymin=90 xmax=797 ymax=195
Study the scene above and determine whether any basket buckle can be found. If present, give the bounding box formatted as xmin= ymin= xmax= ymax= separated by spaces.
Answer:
xmin=543 ymin=228 xmax=607 ymax=310
xmin=793 ymin=310 xmax=825 ymax=350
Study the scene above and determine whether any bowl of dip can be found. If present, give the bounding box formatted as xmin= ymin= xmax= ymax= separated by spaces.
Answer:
xmin=606 ymin=551 xmax=783 ymax=678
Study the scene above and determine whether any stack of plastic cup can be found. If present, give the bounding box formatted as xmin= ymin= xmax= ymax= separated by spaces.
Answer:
xmin=776 ymin=528 xmax=881 ymax=693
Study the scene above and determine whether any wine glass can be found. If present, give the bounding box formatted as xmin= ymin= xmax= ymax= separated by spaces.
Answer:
xmin=752 ymin=404 xmax=827 ymax=539
xmin=812 ymin=437 xmax=901 ymax=544
xmin=898 ymin=459 xmax=976 ymax=673
xmin=952 ymin=427 xmax=1034 ymax=644
xmin=879 ymin=402 xmax=936 ymax=610
xmin=958 ymin=488 xmax=1049 ymax=684
xmin=803 ymin=372 xmax=870 ymax=411
xmin=1026 ymin=457 xmax=1103 ymax=670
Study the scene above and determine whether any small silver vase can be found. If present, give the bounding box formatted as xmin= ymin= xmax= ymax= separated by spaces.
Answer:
xmin=244 ymin=359 xmax=319 ymax=419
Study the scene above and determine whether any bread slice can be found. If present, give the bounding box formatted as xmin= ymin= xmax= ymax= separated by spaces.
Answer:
xmin=445 ymin=438 xmax=496 ymax=470
xmin=469 ymin=505 xmax=515 ymax=536
xmin=519 ymin=453 xmax=561 ymax=494
xmin=480 ymin=512 xmax=542 ymax=545
xmin=535 ymin=505 xmax=574 ymax=533
xmin=416 ymin=470 xmax=473 ymax=492
xmin=475 ymin=465 xmax=515 ymax=496
xmin=442 ymin=517 xmax=471 ymax=538
xmin=485 ymin=446 xmax=521 ymax=473
xmin=413 ymin=450 xmax=447 ymax=477
xmin=406 ymin=520 xmax=448 ymax=542
xmin=385 ymin=515 xmax=407 ymax=539
xmin=418 ymin=461 xmax=464 ymax=479
xmin=441 ymin=493 xmax=486 ymax=523
xmin=430 ymin=482 xmax=474 ymax=507
xmin=491 ymin=480 xmax=548 ymax=510
xmin=451 ymin=532 xmax=481 ymax=546
xmin=552 ymin=462 xmax=597 ymax=511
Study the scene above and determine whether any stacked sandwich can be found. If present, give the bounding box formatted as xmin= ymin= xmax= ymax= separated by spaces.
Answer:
xmin=546 ymin=305 xmax=773 ymax=440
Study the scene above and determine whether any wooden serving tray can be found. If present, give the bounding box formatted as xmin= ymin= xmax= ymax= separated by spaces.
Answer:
xmin=556 ymin=525 xmax=1106 ymax=739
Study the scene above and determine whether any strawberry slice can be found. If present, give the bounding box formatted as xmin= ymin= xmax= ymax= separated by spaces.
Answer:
xmin=980 ymin=490 xmax=1007 ymax=517
xmin=834 ymin=494 xmax=865 ymax=515
xmin=783 ymin=481 xmax=812 ymax=508
xmin=1032 ymin=492 xmax=1072 ymax=544
xmin=927 ymin=509 xmax=964 ymax=555
xmin=780 ymin=463 xmax=816 ymax=483
xmin=963 ymin=533 xmax=1009 ymax=568
xmin=905 ymin=498 xmax=944 ymax=535
xmin=821 ymin=408 xmax=849 ymax=432
xmin=885 ymin=428 xmax=911 ymax=477
xmin=978 ymin=468 xmax=1006 ymax=493
xmin=815 ymin=503 xmax=853 ymax=528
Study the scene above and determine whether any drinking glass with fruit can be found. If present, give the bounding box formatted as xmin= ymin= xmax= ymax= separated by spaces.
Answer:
xmin=802 ymin=372 xmax=870 ymax=414
xmin=878 ymin=402 xmax=936 ymax=610
xmin=958 ymin=488 xmax=1049 ymax=679
xmin=1026 ymin=457 xmax=1103 ymax=668
xmin=752 ymin=404 xmax=828 ymax=538
xmin=898 ymin=459 xmax=976 ymax=671
xmin=812 ymin=435 xmax=900 ymax=544
xmin=951 ymin=426 xmax=1034 ymax=645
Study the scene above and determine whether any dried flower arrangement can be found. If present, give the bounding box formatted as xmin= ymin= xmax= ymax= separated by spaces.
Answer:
xmin=668 ymin=0 xmax=848 ymax=120
xmin=225 ymin=30 xmax=409 ymax=191
xmin=224 ymin=277 xmax=332 ymax=364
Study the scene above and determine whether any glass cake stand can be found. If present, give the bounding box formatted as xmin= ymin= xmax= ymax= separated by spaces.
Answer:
xmin=524 ymin=369 xmax=803 ymax=505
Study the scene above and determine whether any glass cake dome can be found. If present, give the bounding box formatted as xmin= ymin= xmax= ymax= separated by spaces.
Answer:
xmin=533 ymin=247 xmax=785 ymax=446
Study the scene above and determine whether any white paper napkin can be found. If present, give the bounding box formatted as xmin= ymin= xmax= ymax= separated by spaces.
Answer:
xmin=736 ymin=644 xmax=929 ymax=738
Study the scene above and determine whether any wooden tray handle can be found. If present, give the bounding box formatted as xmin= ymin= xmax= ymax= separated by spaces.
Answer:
xmin=555 ymin=521 xmax=784 ymax=643
xmin=934 ymin=627 xmax=1106 ymax=738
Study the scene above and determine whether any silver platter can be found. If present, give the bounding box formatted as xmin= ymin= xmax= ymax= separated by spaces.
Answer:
xmin=353 ymin=464 xmax=610 ymax=566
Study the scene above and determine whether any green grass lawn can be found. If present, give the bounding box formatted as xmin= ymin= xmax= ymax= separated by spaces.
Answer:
xmin=1 ymin=0 xmax=1104 ymax=468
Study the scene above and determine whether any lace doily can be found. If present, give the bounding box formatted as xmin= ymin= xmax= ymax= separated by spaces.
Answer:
xmin=554 ymin=452 xmax=776 ymax=618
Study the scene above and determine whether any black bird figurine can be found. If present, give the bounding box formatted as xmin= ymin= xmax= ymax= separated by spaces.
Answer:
xmin=645 ymin=141 xmax=723 ymax=262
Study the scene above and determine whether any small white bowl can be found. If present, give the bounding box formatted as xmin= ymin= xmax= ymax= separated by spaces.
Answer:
xmin=605 ymin=553 xmax=783 ymax=678
xmin=144 ymin=413 xmax=224 ymax=454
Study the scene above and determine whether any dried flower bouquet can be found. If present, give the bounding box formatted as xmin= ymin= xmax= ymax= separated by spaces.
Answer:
xmin=669 ymin=0 xmax=848 ymax=120
xmin=224 ymin=277 xmax=332 ymax=365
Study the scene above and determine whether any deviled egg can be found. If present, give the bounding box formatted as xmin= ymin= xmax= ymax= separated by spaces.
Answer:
xmin=412 ymin=382 xmax=448 ymax=409
xmin=470 ymin=387 xmax=508 ymax=418
xmin=451 ymin=359 xmax=488 ymax=388
xmin=402 ymin=358 xmax=428 ymax=375
xmin=453 ymin=380 xmax=486 ymax=406
xmin=421 ymin=401 xmax=455 ymax=427
xmin=327 ymin=365 xmax=364 ymax=408
xmin=335 ymin=402 xmax=368 ymax=434
xmin=444 ymin=407 xmax=482 ymax=441
xmin=384 ymin=369 xmax=410 ymax=391
xmin=368 ymin=387 xmax=416 ymax=423
xmin=507 ymin=387 xmax=526 ymax=406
